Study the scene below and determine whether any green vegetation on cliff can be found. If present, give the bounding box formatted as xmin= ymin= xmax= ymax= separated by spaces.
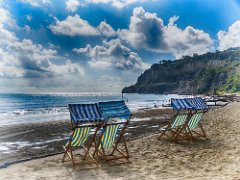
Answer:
xmin=122 ymin=48 xmax=240 ymax=95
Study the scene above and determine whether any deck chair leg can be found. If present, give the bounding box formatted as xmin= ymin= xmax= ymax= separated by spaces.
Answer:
xmin=100 ymin=142 xmax=107 ymax=161
xmin=159 ymin=124 xmax=171 ymax=139
xmin=199 ymin=122 xmax=207 ymax=139
xmin=95 ymin=142 xmax=101 ymax=166
xmin=111 ymin=136 xmax=130 ymax=159
xmin=83 ymin=127 xmax=99 ymax=160
xmin=62 ymin=145 xmax=69 ymax=162
xmin=111 ymin=121 xmax=128 ymax=155
xmin=159 ymin=131 xmax=166 ymax=139
xmin=170 ymin=125 xmax=184 ymax=141
xmin=69 ymin=143 xmax=74 ymax=166
xmin=186 ymin=125 xmax=194 ymax=142
xmin=122 ymin=136 xmax=130 ymax=157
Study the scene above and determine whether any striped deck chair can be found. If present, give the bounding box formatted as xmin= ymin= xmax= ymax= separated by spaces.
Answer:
xmin=159 ymin=98 xmax=192 ymax=141
xmin=184 ymin=112 xmax=206 ymax=140
xmin=95 ymin=100 xmax=131 ymax=164
xmin=62 ymin=103 xmax=104 ymax=167
xmin=183 ymin=97 xmax=208 ymax=141
xmin=159 ymin=112 xmax=189 ymax=140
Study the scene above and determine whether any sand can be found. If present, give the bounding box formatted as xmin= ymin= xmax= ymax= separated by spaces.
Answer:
xmin=0 ymin=102 xmax=240 ymax=179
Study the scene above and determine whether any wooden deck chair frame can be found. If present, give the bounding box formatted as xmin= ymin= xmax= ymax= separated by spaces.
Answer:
xmin=94 ymin=120 xmax=131 ymax=165
xmin=62 ymin=123 xmax=101 ymax=167
xmin=180 ymin=109 xmax=208 ymax=142
xmin=159 ymin=110 xmax=190 ymax=141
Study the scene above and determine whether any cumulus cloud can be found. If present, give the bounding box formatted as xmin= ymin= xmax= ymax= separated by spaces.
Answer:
xmin=66 ymin=0 xmax=80 ymax=12
xmin=218 ymin=20 xmax=240 ymax=51
xmin=49 ymin=15 xmax=99 ymax=36
xmin=2 ymin=38 xmax=85 ymax=78
xmin=165 ymin=17 xmax=214 ymax=58
xmin=118 ymin=7 xmax=213 ymax=58
xmin=49 ymin=60 xmax=85 ymax=75
xmin=0 ymin=48 xmax=24 ymax=78
xmin=0 ymin=8 xmax=17 ymax=46
xmin=17 ymin=0 xmax=51 ymax=7
xmin=73 ymin=39 xmax=148 ymax=70
xmin=97 ymin=21 xmax=117 ymax=38
xmin=0 ymin=8 xmax=15 ymax=26
xmin=0 ymin=8 xmax=84 ymax=78
xmin=81 ymin=0 xmax=149 ymax=9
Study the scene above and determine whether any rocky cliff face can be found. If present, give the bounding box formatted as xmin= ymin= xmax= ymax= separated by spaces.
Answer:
xmin=122 ymin=48 xmax=240 ymax=94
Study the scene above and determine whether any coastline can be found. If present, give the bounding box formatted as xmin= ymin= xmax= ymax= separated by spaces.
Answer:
xmin=0 ymin=102 xmax=240 ymax=179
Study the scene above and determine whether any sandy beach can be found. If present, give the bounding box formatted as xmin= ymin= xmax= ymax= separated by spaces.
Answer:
xmin=1 ymin=102 xmax=240 ymax=179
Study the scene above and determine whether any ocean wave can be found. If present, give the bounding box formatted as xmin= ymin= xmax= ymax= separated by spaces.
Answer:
xmin=0 ymin=93 xmax=186 ymax=126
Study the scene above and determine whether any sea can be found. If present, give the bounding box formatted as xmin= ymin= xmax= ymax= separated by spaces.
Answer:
xmin=0 ymin=93 xmax=188 ymax=126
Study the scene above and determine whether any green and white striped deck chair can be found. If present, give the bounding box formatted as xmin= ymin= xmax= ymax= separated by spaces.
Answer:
xmin=159 ymin=98 xmax=192 ymax=141
xmin=159 ymin=113 xmax=189 ymax=140
xmin=183 ymin=112 xmax=207 ymax=141
xmin=62 ymin=104 xmax=104 ymax=167
xmin=176 ymin=97 xmax=208 ymax=141
xmin=96 ymin=101 xmax=131 ymax=164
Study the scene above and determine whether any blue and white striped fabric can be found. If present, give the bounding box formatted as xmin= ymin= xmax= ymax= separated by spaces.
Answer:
xmin=187 ymin=97 xmax=208 ymax=110
xmin=171 ymin=98 xmax=192 ymax=111
xmin=68 ymin=104 xmax=103 ymax=124
xmin=98 ymin=101 xmax=131 ymax=119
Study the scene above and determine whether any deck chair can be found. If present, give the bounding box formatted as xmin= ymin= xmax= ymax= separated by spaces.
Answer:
xmin=159 ymin=112 xmax=189 ymax=140
xmin=173 ymin=97 xmax=208 ymax=141
xmin=95 ymin=100 xmax=132 ymax=164
xmin=183 ymin=97 xmax=208 ymax=141
xmin=62 ymin=103 xmax=104 ymax=167
xmin=159 ymin=98 xmax=192 ymax=141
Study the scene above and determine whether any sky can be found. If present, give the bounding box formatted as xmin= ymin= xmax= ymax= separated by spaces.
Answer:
xmin=0 ymin=0 xmax=240 ymax=93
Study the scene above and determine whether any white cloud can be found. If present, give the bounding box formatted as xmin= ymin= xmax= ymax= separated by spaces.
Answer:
xmin=66 ymin=0 xmax=80 ymax=12
xmin=73 ymin=39 xmax=148 ymax=70
xmin=83 ymin=0 xmax=149 ymax=8
xmin=50 ymin=60 xmax=85 ymax=75
xmin=26 ymin=15 xmax=32 ymax=22
xmin=118 ymin=7 xmax=213 ymax=58
xmin=0 ymin=8 xmax=16 ymax=26
xmin=0 ymin=8 xmax=85 ymax=78
xmin=218 ymin=20 xmax=240 ymax=51
xmin=0 ymin=48 xmax=24 ymax=78
xmin=97 ymin=21 xmax=117 ymax=38
xmin=24 ymin=25 xmax=31 ymax=33
xmin=8 ymin=39 xmax=85 ymax=78
xmin=49 ymin=15 xmax=99 ymax=36
xmin=0 ymin=8 xmax=17 ymax=46
xmin=48 ymin=42 xmax=60 ymax=49
xmin=17 ymin=0 xmax=51 ymax=7
xmin=165 ymin=17 xmax=214 ymax=58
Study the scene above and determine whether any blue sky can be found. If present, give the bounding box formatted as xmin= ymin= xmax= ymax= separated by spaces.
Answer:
xmin=0 ymin=0 xmax=240 ymax=93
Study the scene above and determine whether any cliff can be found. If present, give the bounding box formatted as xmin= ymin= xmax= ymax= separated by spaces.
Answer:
xmin=122 ymin=48 xmax=240 ymax=95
